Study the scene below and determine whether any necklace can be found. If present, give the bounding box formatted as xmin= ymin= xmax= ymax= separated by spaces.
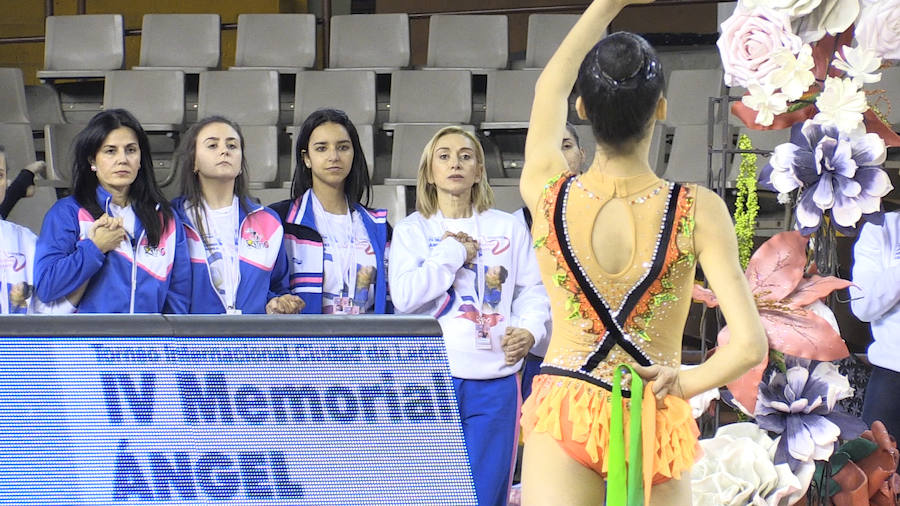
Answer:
xmin=573 ymin=177 xmax=666 ymax=205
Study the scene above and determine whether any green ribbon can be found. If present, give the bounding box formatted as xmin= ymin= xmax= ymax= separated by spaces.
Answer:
xmin=607 ymin=364 xmax=644 ymax=506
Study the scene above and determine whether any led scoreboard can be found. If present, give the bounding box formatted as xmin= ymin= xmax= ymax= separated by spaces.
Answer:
xmin=0 ymin=315 xmax=477 ymax=505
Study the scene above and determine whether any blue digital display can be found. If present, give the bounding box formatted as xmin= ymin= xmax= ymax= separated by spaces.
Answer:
xmin=0 ymin=333 xmax=477 ymax=505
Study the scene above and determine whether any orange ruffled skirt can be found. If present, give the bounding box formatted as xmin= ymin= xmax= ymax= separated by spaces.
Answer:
xmin=521 ymin=374 xmax=700 ymax=488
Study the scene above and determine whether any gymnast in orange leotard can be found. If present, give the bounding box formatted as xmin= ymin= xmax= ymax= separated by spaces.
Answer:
xmin=518 ymin=1 xmax=768 ymax=504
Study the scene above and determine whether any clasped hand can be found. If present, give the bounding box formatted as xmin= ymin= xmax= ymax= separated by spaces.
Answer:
xmin=501 ymin=327 xmax=534 ymax=365
xmin=442 ymin=231 xmax=479 ymax=265
xmin=266 ymin=294 xmax=305 ymax=314
xmin=88 ymin=214 xmax=127 ymax=253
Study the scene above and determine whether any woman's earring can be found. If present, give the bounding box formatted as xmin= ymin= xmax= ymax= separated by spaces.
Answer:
xmin=90 ymin=165 xmax=97 ymax=172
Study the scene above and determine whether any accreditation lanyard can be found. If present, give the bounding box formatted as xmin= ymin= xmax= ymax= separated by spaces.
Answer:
xmin=311 ymin=194 xmax=359 ymax=312
xmin=434 ymin=209 xmax=490 ymax=350
xmin=0 ymin=249 xmax=8 ymax=314
xmin=202 ymin=198 xmax=241 ymax=314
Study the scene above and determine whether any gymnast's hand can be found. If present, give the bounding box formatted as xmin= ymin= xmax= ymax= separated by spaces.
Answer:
xmin=502 ymin=327 xmax=535 ymax=365
xmin=631 ymin=363 xmax=683 ymax=408
xmin=266 ymin=294 xmax=305 ymax=314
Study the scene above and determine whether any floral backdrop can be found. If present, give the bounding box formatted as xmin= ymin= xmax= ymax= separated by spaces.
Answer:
xmin=692 ymin=0 xmax=900 ymax=504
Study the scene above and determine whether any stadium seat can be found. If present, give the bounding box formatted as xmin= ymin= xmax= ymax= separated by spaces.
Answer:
xmin=0 ymin=68 xmax=31 ymax=124
xmin=370 ymin=184 xmax=408 ymax=225
xmin=7 ymin=186 xmax=57 ymax=235
xmin=425 ymin=15 xmax=508 ymax=72
xmin=197 ymin=70 xmax=279 ymax=125
xmin=287 ymin=123 xmax=375 ymax=180
xmin=103 ymin=70 xmax=185 ymax=132
xmin=481 ymin=70 xmax=541 ymax=131
xmin=665 ymin=69 xmax=726 ymax=126
xmin=231 ymin=14 xmax=316 ymax=73
xmin=387 ymin=124 xmax=477 ymax=186
xmin=198 ymin=71 xmax=280 ymax=184
xmin=664 ymin=123 xmax=734 ymax=185
xmin=288 ymin=70 xmax=377 ymax=179
xmin=568 ymin=123 xmax=665 ymax=176
xmin=329 ymin=14 xmax=410 ymax=72
xmin=384 ymin=70 xmax=472 ymax=129
xmin=294 ymin=71 xmax=376 ymax=126
xmin=135 ymin=14 xmax=220 ymax=72
xmin=43 ymin=123 xmax=84 ymax=184
xmin=24 ymin=85 xmax=66 ymax=132
xmin=0 ymin=123 xmax=37 ymax=180
xmin=252 ymin=187 xmax=290 ymax=207
xmin=37 ymin=15 xmax=124 ymax=81
xmin=524 ymin=14 xmax=582 ymax=69
xmin=240 ymin=125 xmax=280 ymax=186
xmin=491 ymin=186 xmax=526 ymax=213
xmin=730 ymin=127 xmax=792 ymax=181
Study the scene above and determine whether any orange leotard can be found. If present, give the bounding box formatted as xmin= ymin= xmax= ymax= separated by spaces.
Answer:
xmin=521 ymin=169 xmax=700 ymax=484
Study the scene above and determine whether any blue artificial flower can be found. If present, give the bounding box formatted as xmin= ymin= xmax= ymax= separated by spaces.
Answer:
xmin=755 ymin=358 xmax=867 ymax=472
xmin=760 ymin=120 xmax=891 ymax=235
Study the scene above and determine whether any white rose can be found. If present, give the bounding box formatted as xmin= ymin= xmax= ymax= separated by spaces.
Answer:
xmin=791 ymin=0 xmax=859 ymax=43
xmin=740 ymin=0 xmax=822 ymax=17
xmin=855 ymin=0 xmax=900 ymax=60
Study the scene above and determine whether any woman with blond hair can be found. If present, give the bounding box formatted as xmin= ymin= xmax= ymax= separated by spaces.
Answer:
xmin=390 ymin=126 xmax=550 ymax=506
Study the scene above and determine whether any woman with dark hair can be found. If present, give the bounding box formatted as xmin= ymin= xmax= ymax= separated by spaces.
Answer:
xmin=271 ymin=108 xmax=390 ymax=314
xmin=172 ymin=116 xmax=301 ymax=315
xmin=518 ymin=0 xmax=767 ymax=504
xmin=34 ymin=109 xmax=190 ymax=313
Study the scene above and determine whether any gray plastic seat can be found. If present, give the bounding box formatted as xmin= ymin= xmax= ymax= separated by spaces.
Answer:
xmin=525 ymin=14 xmax=581 ymax=69
xmin=568 ymin=123 xmax=665 ymax=176
xmin=387 ymin=124 xmax=477 ymax=186
xmin=0 ymin=68 xmax=30 ymax=124
xmin=426 ymin=15 xmax=508 ymax=73
xmin=665 ymin=69 xmax=726 ymax=126
xmin=288 ymin=71 xmax=377 ymax=180
xmin=231 ymin=14 xmax=316 ymax=73
xmin=491 ymin=186 xmax=526 ymax=213
xmin=43 ymin=123 xmax=85 ymax=184
xmin=730 ymin=127 xmax=792 ymax=182
xmin=294 ymin=70 xmax=376 ymax=125
xmin=197 ymin=70 xmax=279 ymax=125
xmin=288 ymin=123 xmax=374 ymax=181
xmin=7 ymin=185 xmax=57 ymax=235
xmin=103 ymin=70 xmax=185 ymax=132
xmin=0 ymin=124 xmax=37 ymax=180
xmin=135 ymin=14 xmax=220 ymax=72
xmin=384 ymin=70 xmax=472 ymax=129
xmin=370 ymin=184 xmax=407 ymax=225
xmin=198 ymin=71 xmax=280 ymax=185
xmin=38 ymin=15 xmax=124 ymax=81
xmin=25 ymin=85 xmax=66 ymax=131
xmin=329 ymin=14 xmax=410 ymax=72
xmin=252 ymin=187 xmax=290 ymax=207
xmin=241 ymin=125 xmax=279 ymax=185
xmin=481 ymin=70 xmax=541 ymax=130
xmin=664 ymin=124 xmax=734 ymax=185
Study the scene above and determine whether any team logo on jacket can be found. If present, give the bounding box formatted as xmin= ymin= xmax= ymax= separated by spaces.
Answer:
xmin=142 ymin=244 xmax=167 ymax=257
xmin=244 ymin=229 xmax=270 ymax=249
